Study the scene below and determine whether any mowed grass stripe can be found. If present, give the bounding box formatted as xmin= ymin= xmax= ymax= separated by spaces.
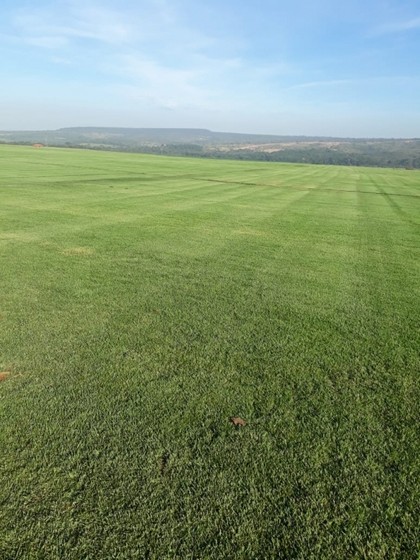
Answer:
xmin=0 ymin=145 xmax=419 ymax=559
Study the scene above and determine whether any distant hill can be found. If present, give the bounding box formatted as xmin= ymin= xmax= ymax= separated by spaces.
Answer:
xmin=0 ymin=127 xmax=419 ymax=169
xmin=0 ymin=126 xmax=342 ymax=146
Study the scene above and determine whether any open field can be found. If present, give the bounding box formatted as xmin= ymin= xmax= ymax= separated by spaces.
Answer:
xmin=0 ymin=145 xmax=419 ymax=559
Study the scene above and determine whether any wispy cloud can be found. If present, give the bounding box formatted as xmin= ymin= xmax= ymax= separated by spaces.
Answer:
xmin=285 ymin=75 xmax=420 ymax=95
xmin=11 ymin=0 xmax=221 ymax=53
xmin=373 ymin=17 xmax=420 ymax=35
xmin=50 ymin=55 xmax=73 ymax=65
xmin=114 ymin=54 xmax=253 ymax=112
xmin=14 ymin=3 xmax=135 ymax=47
xmin=24 ymin=35 xmax=69 ymax=49
xmin=116 ymin=56 xmax=205 ymax=110
xmin=286 ymin=79 xmax=354 ymax=91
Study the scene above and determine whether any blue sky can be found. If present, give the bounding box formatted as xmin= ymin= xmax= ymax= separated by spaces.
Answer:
xmin=1 ymin=0 xmax=419 ymax=136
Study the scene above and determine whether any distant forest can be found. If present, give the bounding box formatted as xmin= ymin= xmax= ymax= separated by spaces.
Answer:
xmin=1 ymin=127 xmax=419 ymax=169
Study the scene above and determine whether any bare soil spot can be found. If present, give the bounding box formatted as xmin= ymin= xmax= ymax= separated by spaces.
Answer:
xmin=230 ymin=416 xmax=246 ymax=427
xmin=159 ymin=452 xmax=170 ymax=475
xmin=0 ymin=372 xmax=10 ymax=382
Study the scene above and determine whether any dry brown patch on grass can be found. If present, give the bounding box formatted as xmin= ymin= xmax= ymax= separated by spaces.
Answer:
xmin=62 ymin=247 xmax=94 ymax=256
xmin=234 ymin=228 xmax=266 ymax=237
xmin=230 ymin=416 xmax=246 ymax=427
xmin=0 ymin=372 xmax=11 ymax=382
xmin=0 ymin=232 xmax=40 ymax=242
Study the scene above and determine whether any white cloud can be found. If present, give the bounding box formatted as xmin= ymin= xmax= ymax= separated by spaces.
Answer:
xmin=373 ymin=17 xmax=420 ymax=35
xmin=14 ymin=3 xmax=135 ymax=47
xmin=25 ymin=35 xmax=69 ymax=49
xmin=285 ymin=79 xmax=354 ymax=91
xmin=114 ymin=54 xmax=250 ymax=112
xmin=117 ymin=56 xmax=204 ymax=109
xmin=50 ymin=55 xmax=73 ymax=65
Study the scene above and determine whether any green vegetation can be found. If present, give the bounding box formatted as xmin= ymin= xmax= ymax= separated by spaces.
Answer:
xmin=1 ymin=127 xmax=420 ymax=169
xmin=0 ymin=145 xmax=419 ymax=559
xmin=208 ymin=140 xmax=420 ymax=168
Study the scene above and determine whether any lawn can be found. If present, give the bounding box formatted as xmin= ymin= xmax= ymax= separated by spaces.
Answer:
xmin=0 ymin=145 xmax=419 ymax=559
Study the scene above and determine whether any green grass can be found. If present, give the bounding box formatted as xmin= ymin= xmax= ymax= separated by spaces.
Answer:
xmin=0 ymin=145 xmax=419 ymax=559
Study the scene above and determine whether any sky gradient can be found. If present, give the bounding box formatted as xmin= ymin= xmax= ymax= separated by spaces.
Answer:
xmin=1 ymin=0 xmax=420 ymax=136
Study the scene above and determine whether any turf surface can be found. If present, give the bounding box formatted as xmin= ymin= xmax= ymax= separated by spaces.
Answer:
xmin=0 ymin=145 xmax=419 ymax=559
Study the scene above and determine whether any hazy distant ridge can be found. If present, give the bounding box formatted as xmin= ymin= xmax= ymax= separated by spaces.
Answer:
xmin=0 ymin=127 xmax=419 ymax=168
xmin=0 ymin=126 xmax=361 ymax=144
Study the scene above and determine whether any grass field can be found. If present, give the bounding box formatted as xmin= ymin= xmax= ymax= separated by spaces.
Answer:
xmin=0 ymin=145 xmax=419 ymax=559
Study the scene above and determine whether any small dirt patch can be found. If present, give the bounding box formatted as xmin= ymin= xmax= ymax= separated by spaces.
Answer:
xmin=0 ymin=371 xmax=10 ymax=382
xmin=230 ymin=416 xmax=246 ymax=427
xmin=159 ymin=452 xmax=170 ymax=475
